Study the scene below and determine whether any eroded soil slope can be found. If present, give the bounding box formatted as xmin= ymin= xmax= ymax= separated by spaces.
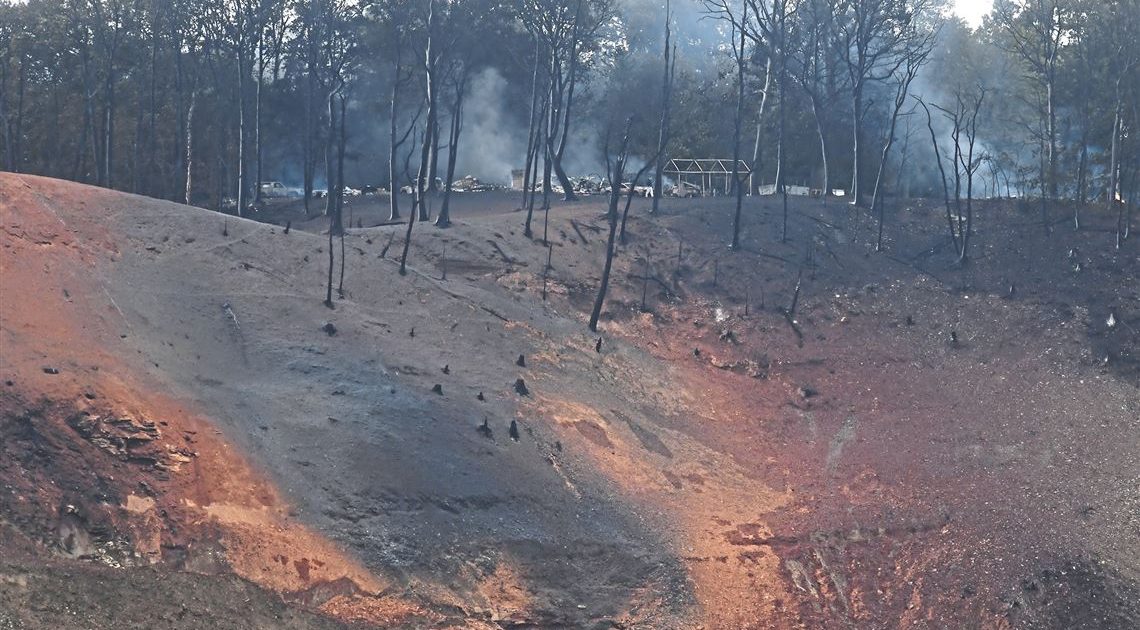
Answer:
xmin=3 ymin=173 xmax=1139 ymax=629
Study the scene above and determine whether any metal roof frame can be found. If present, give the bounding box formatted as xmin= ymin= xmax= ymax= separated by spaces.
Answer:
xmin=664 ymin=158 xmax=752 ymax=175
xmin=663 ymin=158 xmax=752 ymax=196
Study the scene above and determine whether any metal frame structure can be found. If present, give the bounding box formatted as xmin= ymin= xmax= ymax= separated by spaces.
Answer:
xmin=663 ymin=158 xmax=752 ymax=196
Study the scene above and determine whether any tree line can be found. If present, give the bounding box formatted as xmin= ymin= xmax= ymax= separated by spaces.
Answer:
xmin=1 ymin=0 xmax=1137 ymax=247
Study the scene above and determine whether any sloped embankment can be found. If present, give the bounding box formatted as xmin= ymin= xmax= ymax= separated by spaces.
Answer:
xmin=0 ymin=174 xmax=445 ymax=627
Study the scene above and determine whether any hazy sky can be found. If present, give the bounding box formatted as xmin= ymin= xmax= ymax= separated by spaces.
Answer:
xmin=953 ymin=0 xmax=995 ymax=28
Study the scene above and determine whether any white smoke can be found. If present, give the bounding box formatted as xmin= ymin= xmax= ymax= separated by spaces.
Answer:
xmin=454 ymin=68 xmax=525 ymax=185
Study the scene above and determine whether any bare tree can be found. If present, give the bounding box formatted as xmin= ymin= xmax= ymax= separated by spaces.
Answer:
xmin=918 ymin=97 xmax=957 ymax=258
xmin=520 ymin=0 xmax=616 ymax=201
xmin=520 ymin=35 xmax=543 ymax=216
xmin=388 ymin=43 xmax=408 ymax=220
xmin=524 ymin=94 xmax=549 ymax=237
xmin=650 ymin=1 xmax=675 ymax=213
xmin=871 ymin=18 xmax=937 ymax=250
xmin=950 ymin=89 xmax=987 ymax=264
xmin=399 ymin=0 xmax=438 ymax=275
xmin=750 ymin=57 xmax=773 ymax=195
xmin=589 ymin=116 xmax=633 ymax=332
xmin=703 ymin=0 xmax=752 ymax=249
xmin=918 ymin=88 xmax=985 ymax=265
xmin=993 ymin=0 xmax=1068 ymax=233
xmin=729 ymin=2 xmax=748 ymax=249
xmin=759 ymin=0 xmax=794 ymax=242
xmin=831 ymin=0 xmax=916 ymax=206
xmin=435 ymin=63 xmax=468 ymax=227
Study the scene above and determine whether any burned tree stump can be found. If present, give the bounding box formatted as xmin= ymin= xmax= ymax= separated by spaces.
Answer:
xmin=514 ymin=378 xmax=530 ymax=396
xmin=516 ymin=354 xmax=526 ymax=367
xmin=509 ymin=420 xmax=520 ymax=442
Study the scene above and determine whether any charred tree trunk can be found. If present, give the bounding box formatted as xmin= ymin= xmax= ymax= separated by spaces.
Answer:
xmin=13 ymin=48 xmax=25 ymax=172
xmin=873 ymin=60 xmax=929 ymax=250
xmin=254 ymin=23 xmax=264 ymax=203
xmin=651 ymin=2 xmax=674 ymax=213
xmin=324 ymin=93 xmax=346 ymax=308
xmin=427 ymin=121 xmax=440 ymax=195
xmin=103 ymin=58 xmax=116 ymax=188
xmin=72 ymin=35 xmax=94 ymax=181
xmin=1038 ymin=119 xmax=1049 ymax=234
xmin=850 ymin=85 xmax=863 ymax=206
xmin=540 ymin=116 xmax=554 ymax=242
xmin=524 ymin=96 xmax=547 ymax=238
xmin=589 ymin=118 xmax=632 ymax=332
xmin=303 ymin=38 xmax=317 ymax=215
xmin=336 ymin=93 xmax=347 ymax=218
xmin=325 ymin=226 xmax=336 ymax=308
xmin=550 ymin=0 xmax=584 ymax=202
xmin=1109 ymin=77 xmax=1123 ymax=207
xmin=400 ymin=127 xmax=426 ymax=276
xmin=400 ymin=0 xmax=436 ymax=275
xmin=236 ymin=44 xmax=247 ymax=217
xmin=872 ymin=107 xmax=901 ymax=224
xmin=336 ymin=94 xmax=347 ymax=294
xmin=214 ymin=113 xmax=226 ymax=212
xmin=437 ymin=69 xmax=467 ymax=228
xmin=542 ymin=51 xmax=558 ymax=202
xmin=1046 ymin=78 xmax=1057 ymax=201
xmin=147 ymin=4 xmax=160 ymax=197
xmin=521 ymin=39 xmax=541 ymax=213
xmin=1111 ymin=83 xmax=1125 ymax=247
xmin=919 ymin=98 xmax=960 ymax=257
xmin=1 ymin=50 xmax=13 ymax=172
xmin=418 ymin=46 xmax=438 ymax=222
xmin=778 ymin=79 xmax=788 ymax=243
xmin=324 ymin=84 xmax=341 ymax=217
xmin=131 ymin=95 xmax=143 ymax=193
xmin=388 ymin=48 xmax=406 ymax=221
xmin=730 ymin=14 xmax=746 ymax=250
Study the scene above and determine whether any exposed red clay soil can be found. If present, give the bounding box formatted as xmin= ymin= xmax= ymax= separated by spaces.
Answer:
xmin=3 ymin=173 xmax=1138 ymax=629
xmin=0 ymin=175 xmax=447 ymax=627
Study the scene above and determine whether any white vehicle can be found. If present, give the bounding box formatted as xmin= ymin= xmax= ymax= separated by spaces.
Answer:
xmin=258 ymin=181 xmax=301 ymax=198
xmin=669 ymin=181 xmax=701 ymax=198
